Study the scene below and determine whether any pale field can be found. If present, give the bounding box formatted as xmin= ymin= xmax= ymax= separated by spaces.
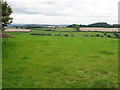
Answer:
xmin=4 ymin=28 xmax=120 ymax=32
xmin=5 ymin=29 xmax=31 ymax=32
xmin=80 ymin=28 xmax=119 ymax=32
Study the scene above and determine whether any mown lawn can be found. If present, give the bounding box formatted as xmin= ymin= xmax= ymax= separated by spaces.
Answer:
xmin=2 ymin=34 xmax=118 ymax=88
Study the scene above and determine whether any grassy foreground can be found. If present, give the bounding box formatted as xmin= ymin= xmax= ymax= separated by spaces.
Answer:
xmin=2 ymin=34 xmax=118 ymax=88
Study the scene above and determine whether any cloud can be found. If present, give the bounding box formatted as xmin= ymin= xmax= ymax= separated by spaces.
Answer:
xmin=6 ymin=0 xmax=119 ymax=24
xmin=45 ymin=1 xmax=56 ymax=5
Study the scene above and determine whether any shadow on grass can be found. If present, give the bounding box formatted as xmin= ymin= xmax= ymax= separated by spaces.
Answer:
xmin=91 ymin=78 xmax=116 ymax=88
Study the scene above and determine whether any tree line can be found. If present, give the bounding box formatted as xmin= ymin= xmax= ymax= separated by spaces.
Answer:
xmin=68 ymin=22 xmax=120 ymax=28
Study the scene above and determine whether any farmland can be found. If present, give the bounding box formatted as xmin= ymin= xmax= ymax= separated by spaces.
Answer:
xmin=2 ymin=28 xmax=119 ymax=88
xmin=5 ymin=28 xmax=120 ymax=38
xmin=5 ymin=29 xmax=31 ymax=32
xmin=80 ymin=28 xmax=119 ymax=32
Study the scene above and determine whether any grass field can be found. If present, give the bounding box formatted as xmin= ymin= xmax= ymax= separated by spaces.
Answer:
xmin=5 ymin=28 xmax=118 ymax=38
xmin=56 ymin=28 xmax=76 ymax=31
xmin=3 ymin=28 xmax=119 ymax=88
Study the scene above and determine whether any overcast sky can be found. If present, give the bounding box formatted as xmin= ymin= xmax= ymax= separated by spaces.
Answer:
xmin=6 ymin=0 xmax=119 ymax=24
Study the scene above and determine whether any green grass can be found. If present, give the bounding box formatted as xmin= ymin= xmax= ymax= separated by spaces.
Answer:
xmin=56 ymin=28 xmax=76 ymax=31
xmin=0 ymin=37 xmax=2 ymax=89
xmin=32 ymin=28 xmax=51 ymax=31
xmin=3 ymin=33 xmax=118 ymax=88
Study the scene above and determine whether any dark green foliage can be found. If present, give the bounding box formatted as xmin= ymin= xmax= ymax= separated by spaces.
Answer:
xmin=100 ymin=51 xmax=114 ymax=55
xmin=0 ymin=0 xmax=13 ymax=31
xmin=67 ymin=22 xmax=120 ymax=28
xmin=89 ymin=22 xmax=110 ymax=27
xmin=107 ymin=35 xmax=112 ymax=38
xmin=21 ymin=56 xmax=29 ymax=60
xmin=113 ymin=32 xmax=120 ymax=38
xmin=104 ymin=32 xmax=107 ymax=36
xmin=91 ymin=79 xmax=115 ymax=88
xmin=72 ymin=24 xmax=80 ymax=32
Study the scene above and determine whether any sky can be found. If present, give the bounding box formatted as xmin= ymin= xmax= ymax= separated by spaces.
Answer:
xmin=6 ymin=0 xmax=119 ymax=24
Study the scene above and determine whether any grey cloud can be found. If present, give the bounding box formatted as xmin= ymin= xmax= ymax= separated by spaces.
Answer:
xmin=6 ymin=0 xmax=119 ymax=24
xmin=11 ymin=3 xmax=72 ymax=16
xmin=14 ymin=7 xmax=69 ymax=16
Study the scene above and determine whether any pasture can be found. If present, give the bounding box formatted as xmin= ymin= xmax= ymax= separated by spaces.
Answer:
xmin=2 ymin=28 xmax=119 ymax=88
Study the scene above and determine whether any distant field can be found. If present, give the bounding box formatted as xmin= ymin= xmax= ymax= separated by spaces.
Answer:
xmin=56 ymin=27 xmax=119 ymax=32
xmin=5 ymin=29 xmax=116 ymax=38
xmin=56 ymin=28 xmax=76 ymax=31
xmin=5 ymin=29 xmax=31 ymax=32
xmin=32 ymin=28 xmax=51 ymax=31
xmin=80 ymin=28 xmax=119 ymax=32
xmin=30 ymin=28 xmax=120 ymax=38
xmin=5 ymin=27 xmax=119 ymax=32
xmin=3 ymin=28 xmax=119 ymax=88
xmin=4 ymin=28 xmax=120 ymax=38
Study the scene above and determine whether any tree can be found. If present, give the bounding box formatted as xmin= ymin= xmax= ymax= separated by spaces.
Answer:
xmin=0 ymin=0 xmax=13 ymax=31
xmin=72 ymin=24 xmax=80 ymax=32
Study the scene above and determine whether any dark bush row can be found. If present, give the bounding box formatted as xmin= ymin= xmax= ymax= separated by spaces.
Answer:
xmin=83 ymin=34 xmax=114 ymax=38
xmin=30 ymin=33 xmax=51 ymax=36
xmin=30 ymin=33 xmax=120 ymax=39
xmin=30 ymin=33 xmax=75 ymax=37
xmin=113 ymin=32 xmax=120 ymax=38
